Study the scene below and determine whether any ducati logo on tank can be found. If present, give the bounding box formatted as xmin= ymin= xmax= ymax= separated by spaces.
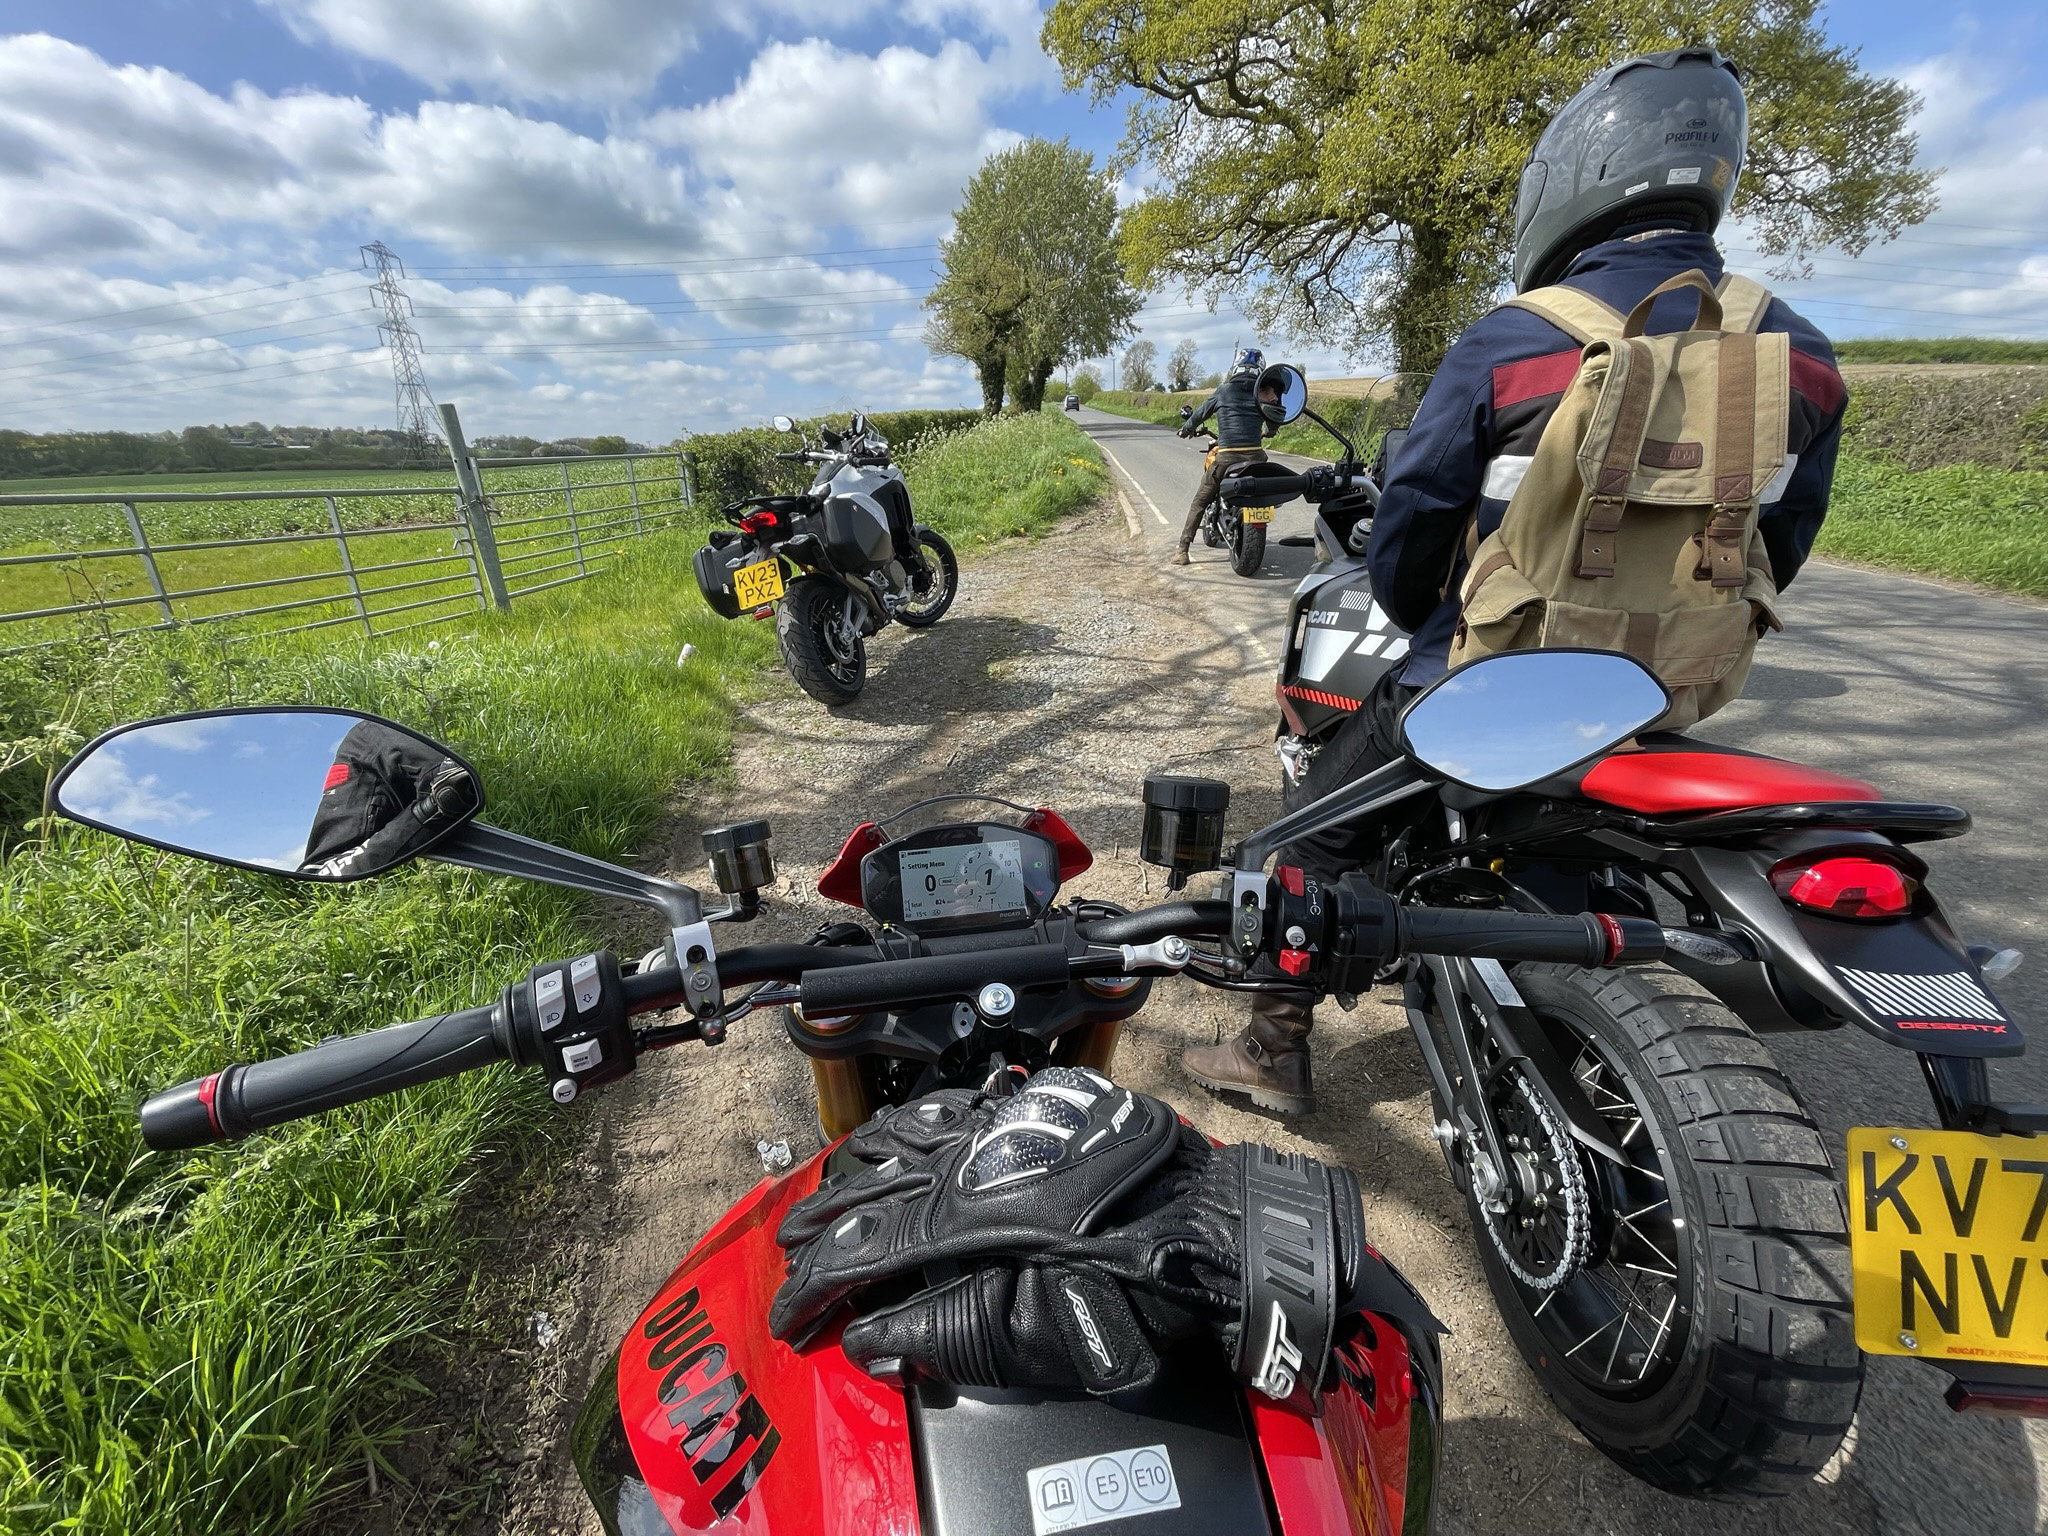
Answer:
xmin=1296 ymin=591 xmax=1408 ymax=685
xmin=636 ymin=1286 xmax=782 ymax=1521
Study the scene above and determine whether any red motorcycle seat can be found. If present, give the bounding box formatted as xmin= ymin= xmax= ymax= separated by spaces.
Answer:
xmin=1579 ymin=750 xmax=1880 ymax=815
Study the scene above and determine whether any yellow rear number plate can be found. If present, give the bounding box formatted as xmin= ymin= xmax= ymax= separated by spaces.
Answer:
xmin=1240 ymin=505 xmax=1274 ymax=525
xmin=733 ymin=557 xmax=785 ymax=608
xmin=1847 ymin=1126 xmax=2048 ymax=1366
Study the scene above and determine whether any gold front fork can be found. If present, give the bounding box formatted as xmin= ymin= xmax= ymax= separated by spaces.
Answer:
xmin=810 ymin=1057 xmax=874 ymax=1141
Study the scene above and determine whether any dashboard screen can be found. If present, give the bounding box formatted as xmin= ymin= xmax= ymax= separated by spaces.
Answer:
xmin=898 ymin=838 xmax=1027 ymax=925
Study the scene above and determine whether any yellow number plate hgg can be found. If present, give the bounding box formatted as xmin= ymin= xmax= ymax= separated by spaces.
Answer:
xmin=1847 ymin=1125 xmax=2048 ymax=1366
xmin=1240 ymin=504 xmax=1275 ymax=525
xmin=732 ymin=557 xmax=785 ymax=609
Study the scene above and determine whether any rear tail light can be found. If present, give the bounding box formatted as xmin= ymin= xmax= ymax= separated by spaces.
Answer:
xmin=738 ymin=509 xmax=782 ymax=536
xmin=1771 ymin=856 xmax=1917 ymax=919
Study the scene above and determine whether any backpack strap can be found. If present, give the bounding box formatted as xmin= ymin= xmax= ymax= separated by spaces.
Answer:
xmin=1622 ymin=270 xmax=1723 ymax=337
xmin=1714 ymin=274 xmax=1773 ymax=335
xmin=1703 ymin=329 xmax=1760 ymax=588
xmin=1576 ymin=338 xmax=1659 ymax=579
xmin=1500 ymin=285 xmax=1627 ymax=345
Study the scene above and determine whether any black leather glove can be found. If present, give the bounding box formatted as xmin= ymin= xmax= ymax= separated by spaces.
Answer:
xmin=769 ymin=1067 xmax=1180 ymax=1351
xmin=1176 ymin=425 xmax=1194 ymax=438
xmin=831 ymin=1133 xmax=1363 ymax=1409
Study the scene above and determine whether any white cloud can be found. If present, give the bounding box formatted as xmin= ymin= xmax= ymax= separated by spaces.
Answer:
xmin=1723 ymin=48 xmax=2048 ymax=340
xmin=261 ymin=0 xmax=704 ymax=103
xmin=647 ymin=38 xmax=1024 ymax=237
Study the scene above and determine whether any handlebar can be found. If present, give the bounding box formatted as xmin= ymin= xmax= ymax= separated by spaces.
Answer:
xmin=1396 ymin=908 xmax=1659 ymax=966
xmin=135 ymin=891 xmax=1659 ymax=1150
xmin=140 ymin=1001 xmax=504 ymax=1151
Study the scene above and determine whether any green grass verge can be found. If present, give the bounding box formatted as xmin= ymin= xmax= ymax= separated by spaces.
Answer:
xmin=902 ymin=410 xmax=1109 ymax=545
xmin=1834 ymin=339 xmax=2048 ymax=365
xmin=0 ymin=409 xmax=1102 ymax=1536
xmin=1815 ymin=452 xmax=2048 ymax=596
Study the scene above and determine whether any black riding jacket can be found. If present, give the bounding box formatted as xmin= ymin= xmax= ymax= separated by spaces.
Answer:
xmin=302 ymin=721 xmax=478 ymax=877
xmin=1185 ymin=371 xmax=1276 ymax=450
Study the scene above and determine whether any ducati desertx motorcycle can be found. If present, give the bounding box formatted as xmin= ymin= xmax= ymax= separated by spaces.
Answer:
xmin=1224 ymin=365 xmax=2048 ymax=1499
xmin=693 ymin=411 xmax=957 ymax=705
xmin=1176 ymin=403 xmax=1270 ymax=578
xmin=52 ymin=650 xmax=1717 ymax=1536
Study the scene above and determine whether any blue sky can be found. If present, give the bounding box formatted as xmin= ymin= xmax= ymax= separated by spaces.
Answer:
xmin=0 ymin=1 xmax=2042 ymax=442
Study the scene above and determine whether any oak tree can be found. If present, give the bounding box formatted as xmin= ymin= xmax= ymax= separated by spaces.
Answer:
xmin=926 ymin=138 xmax=1142 ymax=413
xmin=1166 ymin=337 xmax=1201 ymax=390
xmin=1044 ymin=0 xmax=1936 ymax=371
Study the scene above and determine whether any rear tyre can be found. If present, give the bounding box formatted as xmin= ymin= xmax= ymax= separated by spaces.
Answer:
xmin=894 ymin=527 xmax=957 ymax=628
xmin=1229 ymin=516 xmax=1266 ymax=576
xmin=1470 ymin=963 xmax=1861 ymax=1498
xmin=777 ymin=579 xmax=866 ymax=706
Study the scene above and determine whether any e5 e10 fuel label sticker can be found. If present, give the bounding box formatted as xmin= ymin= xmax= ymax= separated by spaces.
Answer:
xmin=1027 ymin=1443 xmax=1180 ymax=1533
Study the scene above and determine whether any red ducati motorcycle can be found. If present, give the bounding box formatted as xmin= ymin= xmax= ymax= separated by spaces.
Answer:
xmin=49 ymin=651 xmax=1695 ymax=1535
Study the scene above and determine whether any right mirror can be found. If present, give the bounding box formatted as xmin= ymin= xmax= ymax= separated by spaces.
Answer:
xmin=1399 ymin=650 xmax=1670 ymax=792
xmin=1256 ymin=363 xmax=1307 ymax=424
xmin=48 ymin=708 xmax=483 ymax=880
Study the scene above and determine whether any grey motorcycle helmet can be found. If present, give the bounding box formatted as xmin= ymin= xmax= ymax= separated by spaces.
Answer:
xmin=1513 ymin=48 xmax=1747 ymax=292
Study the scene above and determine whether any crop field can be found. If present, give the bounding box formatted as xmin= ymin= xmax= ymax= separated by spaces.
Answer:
xmin=0 ymin=457 xmax=694 ymax=648
xmin=0 ymin=409 xmax=1106 ymax=1536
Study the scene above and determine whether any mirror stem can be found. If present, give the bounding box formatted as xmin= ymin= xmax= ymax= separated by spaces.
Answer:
xmin=1232 ymin=759 xmax=1431 ymax=891
xmin=430 ymin=823 xmax=726 ymax=1030
xmin=1299 ymin=406 xmax=1358 ymax=463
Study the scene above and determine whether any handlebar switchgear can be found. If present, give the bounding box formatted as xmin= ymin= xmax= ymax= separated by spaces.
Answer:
xmin=500 ymin=950 xmax=635 ymax=1105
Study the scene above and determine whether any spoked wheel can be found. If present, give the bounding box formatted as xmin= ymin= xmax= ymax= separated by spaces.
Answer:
xmin=1228 ymin=514 xmax=1266 ymax=576
xmin=893 ymin=526 xmax=957 ymax=628
xmin=1466 ymin=963 xmax=1862 ymax=1498
xmin=776 ymin=578 xmax=867 ymax=705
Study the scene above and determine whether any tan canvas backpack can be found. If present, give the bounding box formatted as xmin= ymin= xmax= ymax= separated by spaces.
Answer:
xmin=1447 ymin=269 xmax=1787 ymax=728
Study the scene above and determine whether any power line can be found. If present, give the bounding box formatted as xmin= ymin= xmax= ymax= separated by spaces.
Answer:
xmin=0 ymin=353 xmax=388 ymax=415
xmin=361 ymin=241 xmax=440 ymax=454
xmin=0 ymin=273 xmax=361 ymax=347
xmin=411 ymin=242 xmax=939 ymax=276
xmin=0 ymin=315 xmax=378 ymax=383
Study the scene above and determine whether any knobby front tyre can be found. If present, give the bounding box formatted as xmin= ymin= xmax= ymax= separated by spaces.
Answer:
xmin=895 ymin=527 xmax=957 ymax=628
xmin=1473 ymin=962 xmax=1861 ymax=1498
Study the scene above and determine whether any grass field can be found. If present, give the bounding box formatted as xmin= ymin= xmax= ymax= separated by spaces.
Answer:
xmin=0 ymin=409 xmax=1106 ymax=1536
xmin=1813 ymin=455 xmax=2048 ymax=596
xmin=1833 ymin=339 xmax=2048 ymax=365
xmin=0 ymin=457 xmax=694 ymax=648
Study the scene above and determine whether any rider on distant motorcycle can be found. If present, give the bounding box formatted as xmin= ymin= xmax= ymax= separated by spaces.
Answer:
xmin=1172 ymin=347 xmax=1277 ymax=566
xmin=1183 ymin=47 xmax=1849 ymax=1115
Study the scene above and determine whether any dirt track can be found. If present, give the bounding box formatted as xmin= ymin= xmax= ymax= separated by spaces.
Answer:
xmin=409 ymin=497 xmax=2041 ymax=1536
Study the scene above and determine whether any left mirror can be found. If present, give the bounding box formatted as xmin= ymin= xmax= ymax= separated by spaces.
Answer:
xmin=771 ymin=414 xmax=796 ymax=433
xmin=49 ymin=708 xmax=483 ymax=881
xmin=1256 ymin=363 xmax=1307 ymax=424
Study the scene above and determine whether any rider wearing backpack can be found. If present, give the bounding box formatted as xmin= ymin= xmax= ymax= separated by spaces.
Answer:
xmin=1184 ymin=46 xmax=1848 ymax=1115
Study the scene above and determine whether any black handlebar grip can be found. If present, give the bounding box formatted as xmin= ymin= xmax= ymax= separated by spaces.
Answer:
xmin=138 ymin=1002 xmax=505 ymax=1151
xmin=1396 ymin=907 xmax=1662 ymax=966
xmin=799 ymin=943 xmax=1075 ymax=1016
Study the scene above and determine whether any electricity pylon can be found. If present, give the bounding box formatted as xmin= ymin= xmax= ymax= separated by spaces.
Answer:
xmin=361 ymin=241 xmax=439 ymax=456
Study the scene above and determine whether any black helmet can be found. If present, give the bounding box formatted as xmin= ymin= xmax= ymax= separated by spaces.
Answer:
xmin=1513 ymin=48 xmax=1746 ymax=292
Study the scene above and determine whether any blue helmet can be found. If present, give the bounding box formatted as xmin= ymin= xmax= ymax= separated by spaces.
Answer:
xmin=1231 ymin=347 xmax=1264 ymax=376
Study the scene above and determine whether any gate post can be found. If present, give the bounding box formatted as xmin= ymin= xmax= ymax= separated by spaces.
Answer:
xmin=120 ymin=501 xmax=176 ymax=626
xmin=439 ymin=403 xmax=510 ymax=610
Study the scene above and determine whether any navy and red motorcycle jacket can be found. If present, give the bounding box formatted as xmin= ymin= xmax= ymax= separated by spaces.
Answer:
xmin=1369 ymin=231 xmax=1848 ymax=686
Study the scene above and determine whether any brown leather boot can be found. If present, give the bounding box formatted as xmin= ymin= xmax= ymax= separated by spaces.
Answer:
xmin=1169 ymin=545 xmax=1191 ymax=567
xmin=1182 ymin=993 xmax=1313 ymax=1114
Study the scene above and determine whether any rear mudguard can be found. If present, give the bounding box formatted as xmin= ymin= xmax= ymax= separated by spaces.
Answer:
xmin=574 ymin=1141 xmax=1442 ymax=1535
xmin=1278 ymin=556 xmax=1410 ymax=741
xmin=1596 ymin=828 xmax=2023 ymax=1058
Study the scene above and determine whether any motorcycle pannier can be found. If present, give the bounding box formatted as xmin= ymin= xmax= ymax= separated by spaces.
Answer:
xmin=1448 ymin=271 xmax=1787 ymax=729
xmin=692 ymin=536 xmax=744 ymax=620
xmin=822 ymin=496 xmax=893 ymax=573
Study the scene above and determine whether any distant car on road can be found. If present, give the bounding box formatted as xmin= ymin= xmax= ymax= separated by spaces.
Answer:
xmin=1062 ymin=393 xmax=1080 ymax=411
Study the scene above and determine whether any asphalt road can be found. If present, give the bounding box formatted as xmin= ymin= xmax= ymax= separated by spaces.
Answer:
xmin=1072 ymin=403 xmax=2048 ymax=1536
